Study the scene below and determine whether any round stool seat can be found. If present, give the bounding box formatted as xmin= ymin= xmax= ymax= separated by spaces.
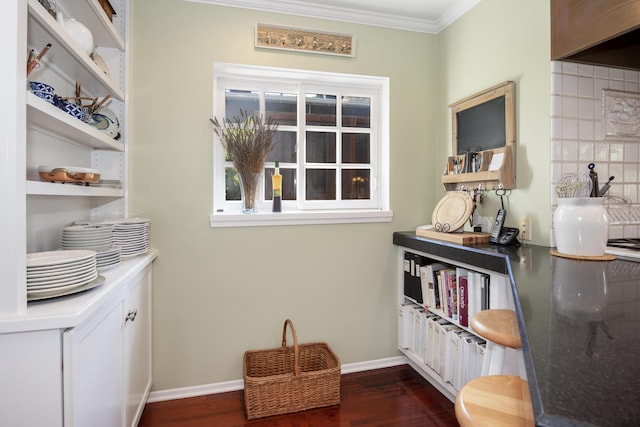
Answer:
xmin=471 ymin=309 xmax=521 ymax=349
xmin=455 ymin=375 xmax=534 ymax=427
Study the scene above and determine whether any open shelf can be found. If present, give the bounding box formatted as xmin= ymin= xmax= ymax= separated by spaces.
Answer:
xmin=441 ymin=146 xmax=515 ymax=191
xmin=27 ymin=180 xmax=123 ymax=197
xmin=27 ymin=0 xmax=124 ymax=100
xmin=27 ymin=93 xmax=124 ymax=151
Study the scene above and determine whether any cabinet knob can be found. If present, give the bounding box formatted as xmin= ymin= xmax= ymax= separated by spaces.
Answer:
xmin=125 ymin=309 xmax=137 ymax=322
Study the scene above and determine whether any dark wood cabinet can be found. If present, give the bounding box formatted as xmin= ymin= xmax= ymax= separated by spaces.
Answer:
xmin=551 ymin=0 xmax=640 ymax=70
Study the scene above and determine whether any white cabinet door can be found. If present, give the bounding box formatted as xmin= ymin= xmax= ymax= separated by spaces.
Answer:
xmin=123 ymin=265 xmax=153 ymax=427
xmin=63 ymin=299 xmax=124 ymax=427
xmin=0 ymin=330 xmax=63 ymax=427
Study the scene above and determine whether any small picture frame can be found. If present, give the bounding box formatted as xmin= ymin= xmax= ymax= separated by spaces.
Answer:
xmin=255 ymin=23 xmax=355 ymax=57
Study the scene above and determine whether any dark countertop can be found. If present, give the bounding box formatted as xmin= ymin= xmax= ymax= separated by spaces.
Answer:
xmin=393 ymin=231 xmax=640 ymax=427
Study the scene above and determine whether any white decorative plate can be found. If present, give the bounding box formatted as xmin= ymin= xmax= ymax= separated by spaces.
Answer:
xmin=92 ymin=52 xmax=110 ymax=77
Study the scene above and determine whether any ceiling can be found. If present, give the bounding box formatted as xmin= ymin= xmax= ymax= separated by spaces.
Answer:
xmin=187 ymin=0 xmax=482 ymax=33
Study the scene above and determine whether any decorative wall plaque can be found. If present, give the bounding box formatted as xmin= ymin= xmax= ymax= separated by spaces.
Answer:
xmin=255 ymin=23 xmax=355 ymax=57
xmin=603 ymin=89 xmax=640 ymax=139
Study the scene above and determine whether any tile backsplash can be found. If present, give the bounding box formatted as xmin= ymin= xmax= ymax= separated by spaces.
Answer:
xmin=551 ymin=61 xmax=640 ymax=242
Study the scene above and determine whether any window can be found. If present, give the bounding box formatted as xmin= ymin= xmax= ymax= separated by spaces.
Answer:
xmin=211 ymin=63 xmax=391 ymax=227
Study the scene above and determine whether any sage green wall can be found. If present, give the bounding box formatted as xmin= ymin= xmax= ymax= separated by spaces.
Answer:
xmin=437 ymin=0 xmax=551 ymax=245
xmin=129 ymin=0 xmax=438 ymax=390
xmin=129 ymin=0 xmax=552 ymax=392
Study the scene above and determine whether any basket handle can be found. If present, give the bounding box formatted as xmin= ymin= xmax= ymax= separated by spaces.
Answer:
xmin=281 ymin=319 xmax=300 ymax=377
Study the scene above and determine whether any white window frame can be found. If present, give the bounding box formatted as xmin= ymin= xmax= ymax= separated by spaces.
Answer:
xmin=210 ymin=63 xmax=392 ymax=227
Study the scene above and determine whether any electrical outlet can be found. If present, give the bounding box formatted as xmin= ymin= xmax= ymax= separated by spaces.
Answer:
xmin=520 ymin=218 xmax=532 ymax=241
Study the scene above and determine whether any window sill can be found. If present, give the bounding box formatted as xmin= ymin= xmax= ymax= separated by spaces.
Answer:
xmin=209 ymin=209 xmax=393 ymax=228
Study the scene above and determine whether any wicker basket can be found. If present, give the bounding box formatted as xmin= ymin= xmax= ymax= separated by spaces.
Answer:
xmin=243 ymin=319 xmax=341 ymax=420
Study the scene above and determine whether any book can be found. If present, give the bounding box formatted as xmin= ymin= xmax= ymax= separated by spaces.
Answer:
xmin=447 ymin=329 xmax=473 ymax=390
xmin=436 ymin=270 xmax=448 ymax=317
xmin=424 ymin=314 xmax=440 ymax=368
xmin=456 ymin=268 xmax=468 ymax=326
xmin=405 ymin=253 xmax=426 ymax=304
xmin=419 ymin=265 xmax=431 ymax=308
xmin=398 ymin=303 xmax=416 ymax=349
xmin=457 ymin=335 xmax=484 ymax=390
xmin=488 ymin=275 xmax=513 ymax=310
xmin=458 ymin=274 xmax=469 ymax=327
xmin=474 ymin=340 xmax=486 ymax=380
xmin=443 ymin=269 xmax=458 ymax=321
xmin=438 ymin=322 xmax=459 ymax=376
xmin=480 ymin=273 xmax=490 ymax=311
xmin=431 ymin=264 xmax=447 ymax=310
xmin=444 ymin=328 xmax=469 ymax=385
xmin=410 ymin=305 xmax=424 ymax=354
xmin=411 ymin=253 xmax=423 ymax=304
xmin=467 ymin=271 xmax=475 ymax=322
xmin=422 ymin=263 xmax=447 ymax=310
xmin=413 ymin=309 xmax=427 ymax=360
xmin=403 ymin=252 xmax=412 ymax=301
xmin=432 ymin=318 xmax=452 ymax=374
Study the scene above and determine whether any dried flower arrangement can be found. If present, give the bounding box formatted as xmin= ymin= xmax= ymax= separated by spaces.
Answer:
xmin=210 ymin=110 xmax=278 ymax=173
xmin=210 ymin=110 xmax=279 ymax=212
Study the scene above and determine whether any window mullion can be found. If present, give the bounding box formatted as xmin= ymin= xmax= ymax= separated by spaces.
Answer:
xmin=296 ymin=84 xmax=306 ymax=208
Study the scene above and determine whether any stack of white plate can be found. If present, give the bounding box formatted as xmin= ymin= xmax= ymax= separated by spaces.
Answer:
xmin=61 ymin=224 xmax=112 ymax=251
xmin=27 ymin=250 xmax=105 ymax=301
xmin=96 ymin=246 xmax=122 ymax=271
xmin=61 ymin=224 xmax=122 ymax=270
xmin=100 ymin=218 xmax=150 ymax=258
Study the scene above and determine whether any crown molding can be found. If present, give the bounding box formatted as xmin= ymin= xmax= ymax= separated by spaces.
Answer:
xmin=185 ymin=0 xmax=480 ymax=34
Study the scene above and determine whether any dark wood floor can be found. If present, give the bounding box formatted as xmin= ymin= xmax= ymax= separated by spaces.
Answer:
xmin=138 ymin=364 xmax=460 ymax=427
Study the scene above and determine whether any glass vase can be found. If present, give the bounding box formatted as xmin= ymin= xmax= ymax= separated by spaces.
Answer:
xmin=238 ymin=171 xmax=261 ymax=214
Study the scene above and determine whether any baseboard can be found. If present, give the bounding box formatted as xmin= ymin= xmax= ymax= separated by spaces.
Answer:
xmin=147 ymin=355 xmax=408 ymax=403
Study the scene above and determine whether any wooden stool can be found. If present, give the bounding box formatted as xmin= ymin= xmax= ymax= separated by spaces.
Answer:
xmin=455 ymin=375 xmax=534 ymax=427
xmin=455 ymin=309 xmax=533 ymax=427
xmin=470 ymin=309 xmax=525 ymax=377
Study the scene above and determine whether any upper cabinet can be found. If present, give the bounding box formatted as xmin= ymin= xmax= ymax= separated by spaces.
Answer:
xmin=551 ymin=0 xmax=640 ymax=70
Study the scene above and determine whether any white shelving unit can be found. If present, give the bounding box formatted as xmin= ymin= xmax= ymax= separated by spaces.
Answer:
xmin=396 ymin=245 xmax=514 ymax=403
xmin=19 ymin=0 xmax=129 ymax=304
xmin=2 ymin=0 xmax=130 ymax=314
xmin=0 ymin=3 xmax=154 ymax=426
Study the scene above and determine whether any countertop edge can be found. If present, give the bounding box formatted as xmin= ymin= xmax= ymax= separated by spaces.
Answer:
xmin=0 ymin=248 xmax=158 ymax=333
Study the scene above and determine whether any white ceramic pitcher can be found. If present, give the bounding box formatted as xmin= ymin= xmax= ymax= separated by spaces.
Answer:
xmin=57 ymin=12 xmax=93 ymax=55
xmin=553 ymin=197 xmax=609 ymax=256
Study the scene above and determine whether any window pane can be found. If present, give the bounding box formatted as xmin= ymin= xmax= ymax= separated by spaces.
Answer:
xmin=264 ymin=167 xmax=296 ymax=200
xmin=225 ymin=167 xmax=241 ymax=201
xmin=266 ymin=131 xmax=297 ymax=163
xmin=266 ymin=92 xmax=297 ymax=126
xmin=306 ymin=131 xmax=336 ymax=163
xmin=225 ymin=89 xmax=259 ymax=118
xmin=342 ymin=169 xmax=370 ymax=200
xmin=306 ymin=169 xmax=336 ymax=200
xmin=342 ymin=133 xmax=370 ymax=164
xmin=342 ymin=96 xmax=370 ymax=128
xmin=306 ymin=93 xmax=336 ymax=126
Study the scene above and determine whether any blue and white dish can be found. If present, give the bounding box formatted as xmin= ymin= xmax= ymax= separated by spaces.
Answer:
xmin=32 ymin=90 xmax=55 ymax=104
xmin=29 ymin=81 xmax=54 ymax=93
xmin=89 ymin=108 xmax=120 ymax=140
xmin=63 ymin=101 xmax=89 ymax=122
